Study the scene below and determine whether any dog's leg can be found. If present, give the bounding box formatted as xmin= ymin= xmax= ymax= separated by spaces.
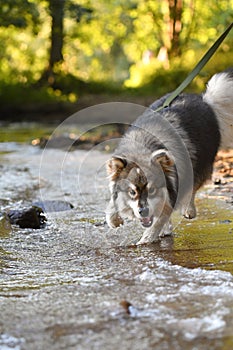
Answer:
xmin=106 ymin=198 xmax=124 ymax=228
xmin=137 ymin=205 xmax=172 ymax=245
xmin=159 ymin=220 xmax=173 ymax=237
xmin=182 ymin=192 xmax=197 ymax=219
xmin=136 ymin=215 xmax=170 ymax=244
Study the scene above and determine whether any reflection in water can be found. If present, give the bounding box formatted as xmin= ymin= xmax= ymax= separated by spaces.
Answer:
xmin=0 ymin=216 xmax=12 ymax=237
xmin=0 ymin=139 xmax=233 ymax=350
xmin=170 ymin=199 xmax=233 ymax=271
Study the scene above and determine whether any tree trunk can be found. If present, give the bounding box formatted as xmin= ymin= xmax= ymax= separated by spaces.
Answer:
xmin=167 ymin=0 xmax=183 ymax=58
xmin=49 ymin=0 xmax=65 ymax=68
xmin=43 ymin=0 xmax=65 ymax=85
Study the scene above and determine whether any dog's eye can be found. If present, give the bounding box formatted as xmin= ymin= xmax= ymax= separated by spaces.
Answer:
xmin=148 ymin=187 xmax=156 ymax=196
xmin=129 ymin=189 xmax=137 ymax=197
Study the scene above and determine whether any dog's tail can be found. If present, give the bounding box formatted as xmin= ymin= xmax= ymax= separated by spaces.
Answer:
xmin=203 ymin=69 xmax=233 ymax=149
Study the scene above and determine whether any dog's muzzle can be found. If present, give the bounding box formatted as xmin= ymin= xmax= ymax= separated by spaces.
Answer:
xmin=138 ymin=207 xmax=153 ymax=228
xmin=138 ymin=207 xmax=149 ymax=217
xmin=140 ymin=216 xmax=154 ymax=228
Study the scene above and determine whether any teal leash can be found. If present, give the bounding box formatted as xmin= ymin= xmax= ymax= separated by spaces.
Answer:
xmin=155 ymin=22 xmax=233 ymax=112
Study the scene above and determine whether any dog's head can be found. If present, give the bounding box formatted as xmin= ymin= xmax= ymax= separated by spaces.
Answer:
xmin=106 ymin=149 xmax=175 ymax=228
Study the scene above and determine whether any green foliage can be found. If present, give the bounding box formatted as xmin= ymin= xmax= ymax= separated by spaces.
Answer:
xmin=0 ymin=0 xmax=40 ymax=30
xmin=65 ymin=2 xmax=93 ymax=22
xmin=124 ymin=0 xmax=233 ymax=89
xmin=0 ymin=0 xmax=232 ymax=112
xmin=0 ymin=0 xmax=49 ymax=85
xmin=0 ymin=83 xmax=53 ymax=105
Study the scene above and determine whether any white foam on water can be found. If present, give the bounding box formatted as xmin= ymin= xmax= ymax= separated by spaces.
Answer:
xmin=169 ymin=314 xmax=226 ymax=340
xmin=0 ymin=334 xmax=25 ymax=350
xmin=136 ymin=259 xmax=233 ymax=340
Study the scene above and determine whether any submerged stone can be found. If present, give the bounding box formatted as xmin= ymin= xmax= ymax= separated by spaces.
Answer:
xmin=7 ymin=206 xmax=47 ymax=229
xmin=32 ymin=200 xmax=74 ymax=212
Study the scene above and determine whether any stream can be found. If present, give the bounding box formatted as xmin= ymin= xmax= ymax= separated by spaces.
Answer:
xmin=0 ymin=122 xmax=233 ymax=350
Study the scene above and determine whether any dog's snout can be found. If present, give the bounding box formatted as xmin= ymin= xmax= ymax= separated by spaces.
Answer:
xmin=138 ymin=207 xmax=149 ymax=217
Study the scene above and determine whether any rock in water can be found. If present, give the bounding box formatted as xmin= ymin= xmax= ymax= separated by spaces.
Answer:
xmin=32 ymin=200 xmax=74 ymax=212
xmin=7 ymin=206 xmax=47 ymax=229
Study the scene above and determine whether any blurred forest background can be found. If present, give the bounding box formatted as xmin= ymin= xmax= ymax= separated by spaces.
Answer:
xmin=0 ymin=0 xmax=232 ymax=121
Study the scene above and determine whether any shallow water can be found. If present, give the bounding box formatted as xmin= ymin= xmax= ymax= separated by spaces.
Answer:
xmin=0 ymin=137 xmax=233 ymax=350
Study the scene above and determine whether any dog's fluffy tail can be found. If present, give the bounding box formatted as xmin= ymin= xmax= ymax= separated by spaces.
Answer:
xmin=203 ymin=69 xmax=233 ymax=149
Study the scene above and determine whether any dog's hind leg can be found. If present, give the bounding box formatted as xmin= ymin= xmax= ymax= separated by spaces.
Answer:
xmin=182 ymin=192 xmax=197 ymax=219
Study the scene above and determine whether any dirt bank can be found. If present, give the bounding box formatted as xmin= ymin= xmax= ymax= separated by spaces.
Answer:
xmin=211 ymin=149 xmax=233 ymax=202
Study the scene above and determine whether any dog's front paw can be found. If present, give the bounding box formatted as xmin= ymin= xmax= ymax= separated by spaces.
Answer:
xmin=136 ymin=231 xmax=159 ymax=245
xmin=159 ymin=222 xmax=173 ymax=237
xmin=106 ymin=212 xmax=124 ymax=228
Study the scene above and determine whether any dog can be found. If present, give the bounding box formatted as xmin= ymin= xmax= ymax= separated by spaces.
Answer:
xmin=106 ymin=69 xmax=233 ymax=244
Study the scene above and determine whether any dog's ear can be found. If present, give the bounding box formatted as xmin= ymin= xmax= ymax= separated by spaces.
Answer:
xmin=151 ymin=149 xmax=174 ymax=172
xmin=106 ymin=157 xmax=127 ymax=180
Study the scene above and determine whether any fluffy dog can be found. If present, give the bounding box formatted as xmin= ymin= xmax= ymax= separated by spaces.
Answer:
xmin=106 ymin=69 xmax=233 ymax=244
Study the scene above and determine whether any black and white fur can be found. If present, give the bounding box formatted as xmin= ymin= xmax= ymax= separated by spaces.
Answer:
xmin=106 ymin=70 xmax=233 ymax=244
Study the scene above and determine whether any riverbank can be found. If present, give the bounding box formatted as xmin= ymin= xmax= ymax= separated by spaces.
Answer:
xmin=211 ymin=149 xmax=233 ymax=203
xmin=0 ymin=93 xmax=155 ymax=124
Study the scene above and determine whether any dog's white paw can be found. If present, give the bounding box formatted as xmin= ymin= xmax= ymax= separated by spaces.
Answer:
xmin=159 ymin=221 xmax=173 ymax=237
xmin=136 ymin=232 xmax=159 ymax=245
xmin=106 ymin=213 xmax=124 ymax=228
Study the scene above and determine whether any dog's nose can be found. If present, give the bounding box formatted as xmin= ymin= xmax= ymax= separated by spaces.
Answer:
xmin=138 ymin=207 xmax=149 ymax=217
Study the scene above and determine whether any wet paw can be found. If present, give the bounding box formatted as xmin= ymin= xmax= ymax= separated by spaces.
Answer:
xmin=136 ymin=233 xmax=159 ymax=245
xmin=106 ymin=213 xmax=124 ymax=228
xmin=159 ymin=222 xmax=173 ymax=237
xmin=182 ymin=205 xmax=196 ymax=219
xmin=159 ymin=229 xmax=173 ymax=237
xmin=183 ymin=209 xmax=196 ymax=219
